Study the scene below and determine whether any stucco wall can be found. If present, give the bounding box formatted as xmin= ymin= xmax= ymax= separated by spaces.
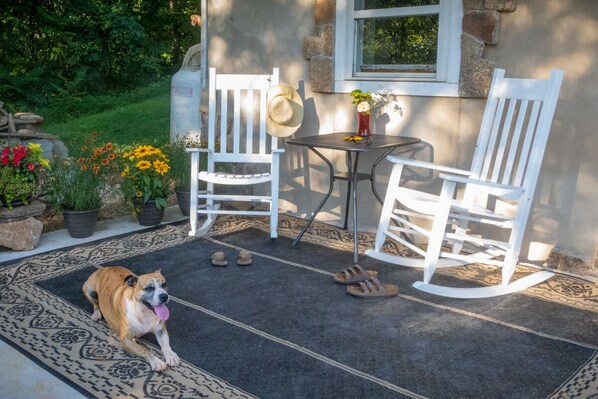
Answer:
xmin=484 ymin=0 xmax=598 ymax=268
xmin=205 ymin=0 xmax=598 ymax=272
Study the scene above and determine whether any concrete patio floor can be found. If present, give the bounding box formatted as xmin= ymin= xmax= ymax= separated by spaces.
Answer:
xmin=0 ymin=206 xmax=187 ymax=399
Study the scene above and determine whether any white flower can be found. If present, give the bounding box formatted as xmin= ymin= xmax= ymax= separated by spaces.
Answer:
xmin=356 ymin=101 xmax=371 ymax=113
xmin=371 ymin=92 xmax=388 ymax=108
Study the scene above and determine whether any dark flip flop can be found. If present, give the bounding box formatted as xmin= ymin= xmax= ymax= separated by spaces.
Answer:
xmin=347 ymin=278 xmax=398 ymax=298
xmin=333 ymin=264 xmax=378 ymax=285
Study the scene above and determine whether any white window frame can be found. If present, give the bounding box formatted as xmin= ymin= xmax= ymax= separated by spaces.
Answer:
xmin=334 ymin=0 xmax=462 ymax=97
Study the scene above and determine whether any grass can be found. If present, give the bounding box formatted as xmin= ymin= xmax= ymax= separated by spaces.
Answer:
xmin=40 ymin=78 xmax=172 ymax=153
xmin=44 ymin=94 xmax=170 ymax=152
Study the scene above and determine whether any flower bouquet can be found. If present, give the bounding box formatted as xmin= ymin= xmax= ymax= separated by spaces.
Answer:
xmin=0 ymin=142 xmax=50 ymax=209
xmin=119 ymin=144 xmax=171 ymax=210
xmin=349 ymin=89 xmax=403 ymax=137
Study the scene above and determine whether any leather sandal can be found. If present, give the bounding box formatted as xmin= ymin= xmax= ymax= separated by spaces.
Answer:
xmin=333 ymin=264 xmax=378 ymax=285
xmin=211 ymin=251 xmax=228 ymax=267
xmin=347 ymin=278 xmax=398 ymax=298
xmin=237 ymin=250 xmax=253 ymax=266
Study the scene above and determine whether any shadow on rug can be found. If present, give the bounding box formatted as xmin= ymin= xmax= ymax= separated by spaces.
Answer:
xmin=1 ymin=215 xmax=597 ymax=399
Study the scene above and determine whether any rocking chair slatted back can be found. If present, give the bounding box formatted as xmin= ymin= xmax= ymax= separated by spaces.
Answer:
xmin=208 ymin=68 xmax=279 ymax=164
xmin=472 ymin=70 xmax=563 ymax=198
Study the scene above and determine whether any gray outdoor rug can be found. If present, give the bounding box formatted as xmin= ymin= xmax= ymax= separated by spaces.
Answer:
xmin=1 ymin=214 xmax=597 ymax=398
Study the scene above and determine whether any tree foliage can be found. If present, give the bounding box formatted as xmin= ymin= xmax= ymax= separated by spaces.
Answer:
xmin=0 ymin=0 xmax=200 ymax=109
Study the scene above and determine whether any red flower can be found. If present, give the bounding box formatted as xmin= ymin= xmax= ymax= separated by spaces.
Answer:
xmin=27 ymin=163 xmax=35 ymax=170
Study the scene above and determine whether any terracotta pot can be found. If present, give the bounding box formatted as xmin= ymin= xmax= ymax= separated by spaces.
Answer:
xmin=132 ymin=198 xmax=165 ymax=226
xmin=62 ymin=209 xmax=99 ymax=238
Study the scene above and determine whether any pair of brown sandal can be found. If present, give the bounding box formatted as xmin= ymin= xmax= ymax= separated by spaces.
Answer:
xmin=333 ymin=264 xmax=398 ymax=298
xmin=211 ymin=250 xmax=253 ymax=267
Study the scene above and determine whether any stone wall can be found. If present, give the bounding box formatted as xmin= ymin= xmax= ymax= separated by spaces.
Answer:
xmin=303 ymin=0 xmax=518 ymax=98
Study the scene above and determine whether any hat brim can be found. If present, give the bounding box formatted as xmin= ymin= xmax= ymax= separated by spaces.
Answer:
xmin=266 ymin=84 xmax=304 ymax=138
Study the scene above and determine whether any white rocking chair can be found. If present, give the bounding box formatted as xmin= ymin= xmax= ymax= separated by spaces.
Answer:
xmin=365 ymin=69 xmax=564 ymax=298
xmin=187 ymin=67 xmax=282 ymax=239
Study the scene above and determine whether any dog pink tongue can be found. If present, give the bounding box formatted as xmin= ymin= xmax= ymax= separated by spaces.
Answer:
xmin=153 ymin=304 xmax=170 ymax=321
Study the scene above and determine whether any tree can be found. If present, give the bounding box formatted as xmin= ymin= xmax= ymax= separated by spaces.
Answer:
xmin=0 ymin=0 xmax=200 ymax=107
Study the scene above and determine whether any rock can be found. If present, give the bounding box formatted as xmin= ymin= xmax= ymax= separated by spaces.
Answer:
xmin=0 ymin=200 xmax=46 ymax=222
xmin=0 ymin=217 xmax=43 ymax=251
xmin=13 ymin=112 xmax=44 ymax=123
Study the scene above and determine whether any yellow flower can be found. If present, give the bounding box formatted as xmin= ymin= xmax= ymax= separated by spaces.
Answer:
xmin=27 ymin=143 xmax=42 ymax=151
xmin=136 ymin=160 xmax=151 ymax=170
xmin=136 ymin=191 xmax=143 ymax=198
xmin=153 ymin=160 xmax=170 ymax=175
xmin=134 ymin=145 xmax=156 ymax=158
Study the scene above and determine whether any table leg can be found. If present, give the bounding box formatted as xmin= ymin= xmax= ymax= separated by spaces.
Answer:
xmin=352 ymin=152 xmax=361 ymax=263
xmin=370 ymin=147 xmax=396 ymax=206
xmin=292 ymin=146 xmax=335 ymax=246
xmin=342 ymin=152 xmax=352 ymax=230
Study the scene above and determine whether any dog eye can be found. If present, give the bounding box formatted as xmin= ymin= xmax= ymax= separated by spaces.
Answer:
xmin=144 ymin=284 xmax=154 ymax=291
xmin=161 ymin=282 xmax=167 ymax=289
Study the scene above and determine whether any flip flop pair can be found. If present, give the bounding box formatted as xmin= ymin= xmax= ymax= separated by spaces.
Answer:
xmin=211 ymin=250 xmax=253 ymax=267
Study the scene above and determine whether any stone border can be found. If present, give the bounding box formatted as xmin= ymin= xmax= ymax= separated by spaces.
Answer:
xmin=303 ymin=0 xmax=517 ymax=98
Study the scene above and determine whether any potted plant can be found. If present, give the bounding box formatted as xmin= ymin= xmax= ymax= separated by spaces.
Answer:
xmin=46 ymin=132 xmax=119 ymax=238
xmin=0 ymin=142 xmax=50 ymax=209
xmin=119 ymin=144 xmax=171 ymax=226
xmin=163 ymin=134 xmax=207 ymax=216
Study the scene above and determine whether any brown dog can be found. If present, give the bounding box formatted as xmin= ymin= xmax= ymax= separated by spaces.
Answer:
xmin=82 ymin=266 xmax=180 ymax=372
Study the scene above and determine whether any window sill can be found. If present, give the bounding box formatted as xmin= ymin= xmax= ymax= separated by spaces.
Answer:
xmin=334 ymin=80 xmax=460 ymax=97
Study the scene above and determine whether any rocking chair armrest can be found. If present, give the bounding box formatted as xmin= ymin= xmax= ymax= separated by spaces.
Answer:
xmin=185 ymin=148 xmax=212 ymax=153
xmin=386 ymin=155 xmax=471 ymax=176
xmin=272 ymin=149 xmax=285 ymax=154
xmin=438 ymin=173 xmax=525 ymax=200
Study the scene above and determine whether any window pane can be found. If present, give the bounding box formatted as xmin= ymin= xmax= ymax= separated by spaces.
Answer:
xmin=358 ymin=15 xmax=438 ymax=73
xmin=357 ymin=0 xmax=439 ymax=10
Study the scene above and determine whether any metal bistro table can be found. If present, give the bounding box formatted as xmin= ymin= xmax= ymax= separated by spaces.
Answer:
xmin=287 ymin=132 xmax=420 ymax=262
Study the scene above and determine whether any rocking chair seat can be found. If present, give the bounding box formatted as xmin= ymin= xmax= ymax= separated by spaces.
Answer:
xmin=198 ymin=171 xmax=272 ymax=185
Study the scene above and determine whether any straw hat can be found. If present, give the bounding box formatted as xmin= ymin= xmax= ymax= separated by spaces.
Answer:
xmin=266 ymin=84 xmax=304 ymax=137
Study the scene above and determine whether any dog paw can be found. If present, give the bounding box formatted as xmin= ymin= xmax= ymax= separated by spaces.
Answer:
xmin=149 ymin=357 xmax=168 ymax=372
xmin=91 ymin=310 xmax=102 ymax=321
xmin=165 ymin=352 xmax=180 ymax=367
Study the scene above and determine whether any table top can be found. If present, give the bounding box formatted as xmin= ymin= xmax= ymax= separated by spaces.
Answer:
xmin=287 ymin=132 xmax=420 ymax=152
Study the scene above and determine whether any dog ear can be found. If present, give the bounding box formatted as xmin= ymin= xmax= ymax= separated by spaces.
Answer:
xmin=124 ymin=274 xmax=138 ymax=287
xmin=154 ymin=269 xmax=162 ymax=275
